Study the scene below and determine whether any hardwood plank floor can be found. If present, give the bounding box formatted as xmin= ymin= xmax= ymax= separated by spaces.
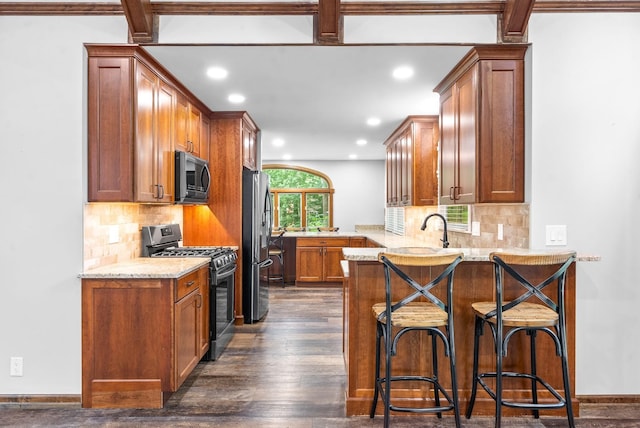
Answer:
xmin=1 ymin=286 xmax=639 ymax=427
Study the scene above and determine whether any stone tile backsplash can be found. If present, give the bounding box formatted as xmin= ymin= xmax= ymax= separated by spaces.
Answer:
xmin=83 ymin=203 xmax=183 ymax=270
xmin=403 ymin=203 xmax=529 ymax=249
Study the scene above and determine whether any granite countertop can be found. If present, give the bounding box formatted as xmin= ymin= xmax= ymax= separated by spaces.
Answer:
xmin=343 ymin=231 xmax=600 ymax=263
xmin=79 ymin=257 xmax=211 ymax=279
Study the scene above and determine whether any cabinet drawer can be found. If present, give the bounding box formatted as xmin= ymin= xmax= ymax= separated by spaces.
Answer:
xmin=297 ymin=237 xmax=350 ymax=247
xmin=176 ymin=268 xmax=201 ymax=301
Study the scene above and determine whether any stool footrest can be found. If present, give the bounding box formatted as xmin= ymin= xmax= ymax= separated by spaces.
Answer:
xmin=477 ymin=371 xmax=568 ymax=410
xmin=376 ymin=375 xmax=457 ymax=414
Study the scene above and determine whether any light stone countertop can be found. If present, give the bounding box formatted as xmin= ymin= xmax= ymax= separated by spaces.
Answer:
xmin=342 ymin=231 xmax=600 ymax=263
xmin=79 ymin=257 xmax=211 ymax=279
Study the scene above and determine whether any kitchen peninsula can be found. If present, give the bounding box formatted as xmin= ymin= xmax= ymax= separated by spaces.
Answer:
xmin=341 ymin=235 xmax=597 ymax=417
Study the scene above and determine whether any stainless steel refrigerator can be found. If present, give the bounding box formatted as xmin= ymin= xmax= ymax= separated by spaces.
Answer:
xmin=242 ymin=168 xmax=273 ymax=323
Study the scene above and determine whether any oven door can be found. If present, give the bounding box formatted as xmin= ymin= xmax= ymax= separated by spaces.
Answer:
xmin=208 ymin=263 xmax=236 ymax=360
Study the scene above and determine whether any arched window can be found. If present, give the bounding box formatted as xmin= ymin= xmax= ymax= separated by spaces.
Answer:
xmin=263 ymin=164 xmax=335 ymax=230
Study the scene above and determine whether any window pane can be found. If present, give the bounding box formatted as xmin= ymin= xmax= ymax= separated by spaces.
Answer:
xmin=279 ymin=193 xmax=302 ymax=228
xmin=265 ymin=169 xmax=328 ymax=189
xmin=306 ymin=193 xmax=329 ymax=228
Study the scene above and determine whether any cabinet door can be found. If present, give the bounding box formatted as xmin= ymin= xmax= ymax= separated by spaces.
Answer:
xmin=324 ymin=247 xmax=345 ymax=282
xmin=188 ymin=103 xmax=202 ymax=156
xmin=156 ymin=79 xmax=175 ymax=203
xmin=198 ymin=268 xmax=210 ymax=357
xmin=385 ymin=145 xmax=395 ymax=206
xmin=134 ymin=62 xmax=158 ymax=203
xmin=175 ymin=93 xmax=190 ymax=153
xmin=456 ymin=65 xmax=478 ymax=204
xmin=413 ymin=118 xmax=439 ymax=206
xmin=439 ymin=88 xmax=457 ymax=204
xmin=296 ymin=246 xmax=324 ymax=282
xmin=87 ymin=56 xmax=134 ymax=202
xmin=242 ymin=119 xmax=258 ymax=170
xmin=175 ymin=288 xmax=200 ymax=388
xmin=399 ymin=131 xmax=411 ymax=205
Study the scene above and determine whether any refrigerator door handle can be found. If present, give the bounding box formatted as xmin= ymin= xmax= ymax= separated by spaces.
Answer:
xmin=258 ymin=258 xmax=274 ymax=269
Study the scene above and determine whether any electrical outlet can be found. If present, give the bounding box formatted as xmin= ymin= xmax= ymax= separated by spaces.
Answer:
xmin=471 ymin=221 xmax=480 ymax=237
xmin=108 ymin=225 xmax=119 ymax=244
xmin=10 ymin=357 xmax=23 ymax=377
xmin=545 ymin=225 xmax=567 ymax=246
xmin=497 ymin=224 xmax=504 ymax=241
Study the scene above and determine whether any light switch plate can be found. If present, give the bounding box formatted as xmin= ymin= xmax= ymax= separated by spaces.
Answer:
xmin=108 ymin=225 xmax=119 ymax=244
xmin=545 ymin=225 xmax=567 ymax=246
xmin=497 ymin=224 xmax=504 ymax=241
xmin=471 ymin=221 xmax=480 ymax=237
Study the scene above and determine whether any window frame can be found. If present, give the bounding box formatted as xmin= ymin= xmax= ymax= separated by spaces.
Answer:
xmin=263 ymin=164 xmax=335 ymax=230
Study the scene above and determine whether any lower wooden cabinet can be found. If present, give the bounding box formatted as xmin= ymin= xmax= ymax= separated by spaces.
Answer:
xmin=81 ymin=265 xmax=209 ymax=408
xmin=295 ymin=237 xmax=351 ymax=284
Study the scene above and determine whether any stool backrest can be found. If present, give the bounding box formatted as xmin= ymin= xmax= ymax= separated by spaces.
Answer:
xmin=269 ymin=229 xmax=285 ymax=251
xmin=378 ymin=251 xmax=464 ymax=321
xmin=488 ymin=251 xmax=577 ymax=320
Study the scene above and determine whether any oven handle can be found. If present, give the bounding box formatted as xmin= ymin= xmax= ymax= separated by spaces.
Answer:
xmin=211 ymin=264 xmax=237 ymax=283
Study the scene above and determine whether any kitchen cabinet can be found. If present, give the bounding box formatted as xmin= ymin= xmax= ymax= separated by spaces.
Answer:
xmin=175 ymin=92 xmax=205 ymax=157
xmin=434 ymin=45 xmax=526 ymax=205
xmin=296 ymin=237 xmax=350 ymax=283
xmin=87 ymin=45 xmax=211 ymax=203
xmin=134 ymin=61 xmax=175 ymax=203
xmin=385 ymin=116 xmax=439 ymax=207
xmin=242 ymin=114 xmax=260 ymax=170
xmin=81 ymin=264 xmax=209 ymax=408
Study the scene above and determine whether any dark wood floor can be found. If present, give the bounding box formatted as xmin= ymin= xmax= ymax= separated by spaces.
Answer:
xmin=2 ymin=286 xmax=639 ymax=427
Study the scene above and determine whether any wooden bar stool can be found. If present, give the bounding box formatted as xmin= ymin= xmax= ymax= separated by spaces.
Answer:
xmin=267 ymin=229 xmax=286 ymax=287
xmin=466 ymin=251 xmax=577 ymax=428
xmin=370 ymin=249 xmax=464 ymax=428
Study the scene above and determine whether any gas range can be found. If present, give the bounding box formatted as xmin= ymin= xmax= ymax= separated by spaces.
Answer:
xmin=141 ymin=224 xmax=237 ymax=272
xmin=141 ymin=223 xmax=237 ymax=361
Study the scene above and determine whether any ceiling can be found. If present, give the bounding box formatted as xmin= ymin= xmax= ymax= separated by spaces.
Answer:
xmin=145 ymin=44 xmax=472 ymax=161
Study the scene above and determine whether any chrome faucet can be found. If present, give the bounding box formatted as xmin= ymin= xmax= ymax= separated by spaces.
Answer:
xmin=420 ymin=213 xmax=449 ymax=248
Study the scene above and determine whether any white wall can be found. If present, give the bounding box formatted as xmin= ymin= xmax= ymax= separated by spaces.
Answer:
xmin=263 ymin=160 xmax=386 ymax=231
xmin=0 ymin=16 xmax=128 ymax=394
xmin=1 ymin=11 xmax=639 ymax=396
xmin=528 ymin=13 xmax=640 ymax=394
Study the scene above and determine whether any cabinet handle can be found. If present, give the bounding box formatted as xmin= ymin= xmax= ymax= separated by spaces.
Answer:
xmin=449 ymin=186 xmax=454 ymax=200
xmin=454 ymin=186 xmax=460 ymax=201
xmin=196 ymin=293 xmax=202 ymax=308
xmin=186 ymin=280 xmax=195 ymax=287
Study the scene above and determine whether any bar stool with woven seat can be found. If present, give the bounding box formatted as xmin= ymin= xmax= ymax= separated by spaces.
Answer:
xmin=267 ymin=229 xmax=286 ymax=287
xmin=466 ymin=251 xmax=577 ymax=428
xmin=370 ymin=249 xmax=464 ymax=428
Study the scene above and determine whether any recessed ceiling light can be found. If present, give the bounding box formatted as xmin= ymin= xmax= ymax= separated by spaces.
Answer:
xmin=392 ymin=66 xmax=414 ymax=80
xmin=356 ymin=139 xmax=367 ymax=146
xmin=349 ymin=154 xmax=358 ymax=160
xmin=366 ymin=117 xmax=381 ymax=126
xmin=273 ymin=138 xmax=285 ymax=147
xmin=228 ymin=93 xmax=245 ymax=104
xmin=206 ymin=66 xmax=228 ymax=80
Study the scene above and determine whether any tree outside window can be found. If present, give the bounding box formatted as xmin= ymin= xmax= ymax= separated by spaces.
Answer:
xmin=264 ymin=165 xmax=334 ymax=230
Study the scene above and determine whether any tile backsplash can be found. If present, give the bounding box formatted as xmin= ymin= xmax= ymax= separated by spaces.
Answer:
xmin=403 ymin=203 xmax=529 ymax=249
xmin=83 ymin=203 xmax=183 ymax=270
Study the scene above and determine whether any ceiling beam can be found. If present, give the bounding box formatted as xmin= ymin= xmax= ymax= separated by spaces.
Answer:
xmin=121 ymin=0 xmax=157 ymax=42
xmin=499 ymin=0 xmax=534 ymax=42
xmin=2 ymin=1 xmax=640 ymax=16
xmin=314 ymin=0 xmax=343 ymax=44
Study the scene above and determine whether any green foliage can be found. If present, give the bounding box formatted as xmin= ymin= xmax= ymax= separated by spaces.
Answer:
xmin=265 ymin=169 xmax=328 ymax=189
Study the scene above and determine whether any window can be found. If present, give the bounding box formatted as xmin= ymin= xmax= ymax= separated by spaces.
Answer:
xmin=264 ymin=165 xmax=334 ymax=230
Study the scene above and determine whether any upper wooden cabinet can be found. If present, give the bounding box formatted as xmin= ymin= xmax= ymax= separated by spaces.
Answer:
xmin=175 ymin=92 xmax=205 ymax=157
xmin=242 ymin=115 xmax=260 ymax=170
xmin=87 ymin=45 xmax=211 ymax=203
xmin=434 ymin=45 xmax=527 ymax=205
xmin=385 ymin=116 xmax=439 ymax=207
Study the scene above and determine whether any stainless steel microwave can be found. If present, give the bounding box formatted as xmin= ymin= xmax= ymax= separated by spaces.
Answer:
xmin=175 ymin=151 xmax=210 ymax=204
